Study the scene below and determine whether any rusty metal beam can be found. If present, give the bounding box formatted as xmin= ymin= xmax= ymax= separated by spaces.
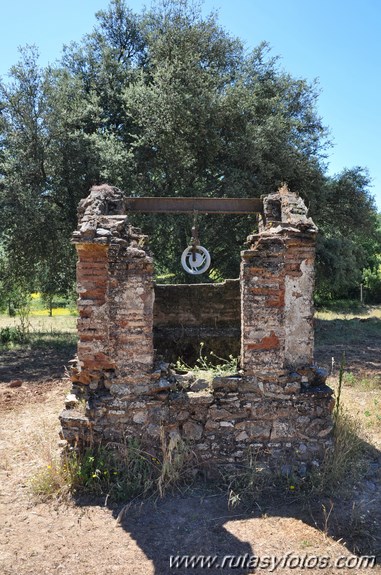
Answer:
xmin=125 ymin=197 xmax=263 ymax=214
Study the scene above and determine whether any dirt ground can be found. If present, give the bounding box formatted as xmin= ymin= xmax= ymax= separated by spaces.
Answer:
xmin=314 ymin=316 xmax=381 ymax=376
xmin=0 ymin=318 xmax=381 ymax=575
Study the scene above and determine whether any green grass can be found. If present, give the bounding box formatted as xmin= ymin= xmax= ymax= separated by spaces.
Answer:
xmin=0 ymin=312 xmax=77 ymax=350
xmin=315 ymin=316 xmax=381 ymax=346
xmin=315 ymin=302 xmax=381 ymax=321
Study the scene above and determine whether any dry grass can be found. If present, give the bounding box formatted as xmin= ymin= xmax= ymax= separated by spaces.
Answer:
xmin=329 ymin=375 xmax=381 ymax=449
xmin=0 ymin=382 xmax=69 ymax=492
xmin=315 ymin=304 xmax=381 ymax=321
xmin=0 ymin=314 xmax=77 ymax=333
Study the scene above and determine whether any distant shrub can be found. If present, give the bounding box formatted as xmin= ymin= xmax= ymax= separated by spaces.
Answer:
xmin=363 ymin=261 xmax=381 ymax=303
xmin=0 ymin=326 xmax=28 ymax=345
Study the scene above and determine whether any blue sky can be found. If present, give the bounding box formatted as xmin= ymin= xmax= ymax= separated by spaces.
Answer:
xmin=1 ymin=0 xmax=380 ymax=210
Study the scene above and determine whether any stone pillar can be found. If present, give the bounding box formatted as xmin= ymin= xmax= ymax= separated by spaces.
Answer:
xmin=241 ymin=185 xmax=317 ymax=375
xmin=70 ymin=185 xmax=154 ymax=393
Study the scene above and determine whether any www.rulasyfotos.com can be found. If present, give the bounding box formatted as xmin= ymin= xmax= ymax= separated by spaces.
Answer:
xmin=169 ymin=553 xmax=376 ymax=570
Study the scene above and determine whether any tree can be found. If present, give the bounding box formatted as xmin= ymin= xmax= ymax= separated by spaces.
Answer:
xmin=314 ymin=167 xmax=380 ymax=299
xmin=0 ymin=0 xmax=379 ymax=294
xmin=96 ymin=1 xmax=329 ymax=278
xmin=0 ymin=48 xmax=79 ymax=299
xmin=361 ymin=213 xmax=381 ymax=303
xmin=0 ymin=46 xmax=49 ymax=289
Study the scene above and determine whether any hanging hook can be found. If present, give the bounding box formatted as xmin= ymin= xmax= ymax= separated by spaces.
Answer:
xmin=191 ymin=210 xmax=199 ymax=242
xmin=181 ymin=209 xmax=211 ymax=275
xmin=191 ymin=210 xmax=200 ymax=260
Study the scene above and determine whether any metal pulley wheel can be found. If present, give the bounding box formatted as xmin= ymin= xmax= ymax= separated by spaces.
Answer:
xmin=181 ymin=217 xmax=211 ymax=275
xmin=181 ymin=245 xmax=211 ymax=275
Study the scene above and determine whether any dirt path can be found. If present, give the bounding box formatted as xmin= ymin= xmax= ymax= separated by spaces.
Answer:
xmin=0 ymin=380 xmax=380 ymax=575
xmin=0 ymin=313 xmax=380 ymax=574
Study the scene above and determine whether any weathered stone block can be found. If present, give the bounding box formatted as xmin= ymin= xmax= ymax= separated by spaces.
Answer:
xmin=183 ymin=421 xmax=203 ymax=440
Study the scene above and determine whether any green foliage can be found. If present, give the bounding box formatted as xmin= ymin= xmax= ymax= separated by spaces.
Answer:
xmin=0 ymin=248 xmax=28 ymax=315
xmin=362 ymin=255 xmax=381 ymax=303
xmin=0 ymin=47 xmax=78 ymax=303
xmin=314 ymin=168 xmax=381 ymax=299
xmin=0 ymin=0 xmax=379 ymax=292
xmin=174 ymin=342 xmax=239 ymax=379
xmin=0 ymin=263 xmax=32 ymax=340
xmin=0 ymin=326 xmax=26 ymax=345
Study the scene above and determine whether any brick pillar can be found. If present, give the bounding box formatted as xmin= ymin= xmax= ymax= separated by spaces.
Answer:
xmin=76 ymin=243 xmax=114 ymax=384
xmin=241 ymin=185 xmax=317 ymax=375
xmin=241 ymin=235 xmax=286 ymax=374
xmin=71 ymin=185 xmax=154 ymax=391
xmin=107 ymin=243 xmax=154 ymax=380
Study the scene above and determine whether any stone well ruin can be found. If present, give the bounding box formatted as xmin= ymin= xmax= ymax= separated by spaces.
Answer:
xmin=60 ymin=184 xmax=334 ymax=470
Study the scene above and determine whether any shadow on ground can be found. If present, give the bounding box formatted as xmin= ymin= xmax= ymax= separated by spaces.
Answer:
xmin=115 ymin=492 xmax=255 ymax=574
xmin=0 ymin=341 xmax=76 ymax=383
xmin=72 ymin=435 xmax=381 ymax=575
xmin=99 ymin=476 xmax=381 ymax=575
xmin=1 ymin=318 xmax=379 ymax=383
xmin=315 ymin=317 xmax=381 ymax=376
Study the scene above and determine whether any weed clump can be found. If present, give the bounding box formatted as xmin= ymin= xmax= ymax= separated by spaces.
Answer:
xmin=174 ymin=342 xmax=239 ymax=381
xmin=309 ymin=407 xmax=368 ymax=496
xmin=30 ymin=434 xmax=194 ymax=503
xmin=224 ymin=404 xmax=368 ymax=508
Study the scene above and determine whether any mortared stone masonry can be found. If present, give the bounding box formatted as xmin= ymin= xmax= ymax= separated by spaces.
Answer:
xmin=60 ymin=184 xmax=334 ymax=470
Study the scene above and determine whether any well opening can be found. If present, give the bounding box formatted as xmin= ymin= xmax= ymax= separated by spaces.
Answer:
xmin=153 ymin=279 xmax=241 ymax=366
xmin=125 ymin=197 xmax=260 ymax=369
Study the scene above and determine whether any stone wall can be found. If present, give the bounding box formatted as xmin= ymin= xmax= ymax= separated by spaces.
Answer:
xmin=60 ymin=184 xmax=334 ymax=472
xmin=153 ymin=280 xmax=241 ymax=363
